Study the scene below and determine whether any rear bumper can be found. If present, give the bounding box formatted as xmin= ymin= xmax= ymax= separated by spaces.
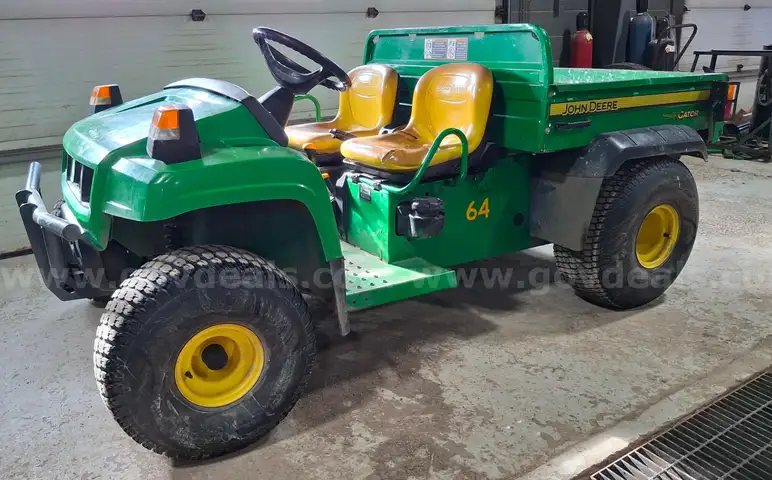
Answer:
xmin=15 ymin=162 xmax=112 ymax=301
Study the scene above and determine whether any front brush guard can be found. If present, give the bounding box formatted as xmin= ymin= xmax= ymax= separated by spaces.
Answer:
xmin=16 ymin=162 xmax=111 ymax=301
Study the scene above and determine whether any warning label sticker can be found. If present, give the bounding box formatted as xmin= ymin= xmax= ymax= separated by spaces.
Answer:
xmin=424 ymin=38 xmax=469 ymax=61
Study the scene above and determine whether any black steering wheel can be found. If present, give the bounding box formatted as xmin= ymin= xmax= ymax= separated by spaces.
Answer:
xmin=252 ymin=27 xmax=351 ymax=94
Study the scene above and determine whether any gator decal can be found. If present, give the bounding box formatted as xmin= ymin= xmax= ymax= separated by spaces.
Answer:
xmin=664 ymin=109 xmax=701 ymax=120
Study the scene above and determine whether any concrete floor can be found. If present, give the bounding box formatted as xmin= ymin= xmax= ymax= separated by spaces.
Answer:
xmin=2 ymin=155 xmax=772 ymax=480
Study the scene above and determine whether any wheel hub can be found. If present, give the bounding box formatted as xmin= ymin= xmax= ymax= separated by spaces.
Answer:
xmin=175 ymin=324 xmax=265 ymax=408
xmin=636 ymin=204 xmax=680 ymax=269
xmin=201 ymin=343 xmax=229 ymax=371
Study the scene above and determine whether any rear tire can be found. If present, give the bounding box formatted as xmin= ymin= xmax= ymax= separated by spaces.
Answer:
xmin=554 ymin=157 xmax=698 ymax=309
xmin=94 ymin=245 xmax=315 ymax=460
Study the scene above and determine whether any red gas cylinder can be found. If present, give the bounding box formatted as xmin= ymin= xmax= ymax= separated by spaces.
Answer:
xmin=571 ymin=12 xmax=593 ymax=68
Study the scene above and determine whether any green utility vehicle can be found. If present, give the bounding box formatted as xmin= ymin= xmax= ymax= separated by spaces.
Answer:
xmin=17 ymin=24 xmax=729 ymax=459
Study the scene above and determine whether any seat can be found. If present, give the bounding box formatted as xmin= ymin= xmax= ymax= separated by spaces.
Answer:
xmin=285 ymin=64 xmax=398 ymax=155
xmin=340 ymin=63 xmax=493 ymax=178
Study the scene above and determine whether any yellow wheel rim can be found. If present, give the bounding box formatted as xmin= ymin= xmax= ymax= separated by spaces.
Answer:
xmin=174 ymin=324 xmax=265 ymax=408
xmin=636 ymin=204 xmax=680 ymax=269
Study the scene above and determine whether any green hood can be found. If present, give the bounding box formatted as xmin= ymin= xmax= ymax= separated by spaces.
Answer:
xmin=62 ymin=88 xmax=273 ymax=167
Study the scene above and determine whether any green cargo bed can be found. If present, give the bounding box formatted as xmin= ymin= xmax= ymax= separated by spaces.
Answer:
xmin=365 ymin=23 xmax=728 ymax=154
xmin=552 ymin=68 xmax=725 ymax=92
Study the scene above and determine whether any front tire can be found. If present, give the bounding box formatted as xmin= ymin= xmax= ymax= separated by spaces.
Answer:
xmin=554 ymin=157 xmax=698 ymax=309
xmin=94 ymin=245 xmax=315 ymax=460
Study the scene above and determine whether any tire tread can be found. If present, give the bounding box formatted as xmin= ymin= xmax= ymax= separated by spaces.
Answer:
xmin=94 ymin=245 xmax=314 ymax=460
xmin=554 ymin=157 xmax=694 ymax=309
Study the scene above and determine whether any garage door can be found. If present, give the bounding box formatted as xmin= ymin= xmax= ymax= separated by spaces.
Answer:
xmin=681 ymin=0 xmax=772 ymax=73
xmin=0 ymin=1 xmax=493 ymax=254
xmin=0 ymin=153 xmax=61 ymax=255
xmin=0 ymin=1 xmax=494 ymax=153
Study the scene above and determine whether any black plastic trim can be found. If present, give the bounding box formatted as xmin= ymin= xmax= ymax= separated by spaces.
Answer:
xmin=15 ymin=162 xmax=112 ymax=301
xmin=343 ymin=142 xmax=501 ymax=184
xmin=164 ymin=78 xmax=288 ymax=146
xmin=257 ymin=85 xmax=295 ymax=129
xmin=313 ymin=152 xmax=344 ymax=167
xmin=567 ymin=125 xmax=707 ymax=178
xmin=530 ymin=125 xmax=707 ymax=250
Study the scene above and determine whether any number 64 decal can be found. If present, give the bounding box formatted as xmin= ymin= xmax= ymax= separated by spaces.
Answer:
xmin=466 ymin=198 xmax=490 ymax=221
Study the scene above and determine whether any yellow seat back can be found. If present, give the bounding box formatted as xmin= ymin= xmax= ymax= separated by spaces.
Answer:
xmin=285 ymin=64 xmax=398 ymax=154
xmin=406 ymin=63 xmax=493 ymax=152
xmin=340 ymin=63 xmax=494 ymax=173
xmin=335 ymin=64 xmax=398 ymax=131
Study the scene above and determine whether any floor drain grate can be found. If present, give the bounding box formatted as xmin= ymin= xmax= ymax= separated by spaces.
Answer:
xmin=589 ymin=371 xmax=772 ymax=480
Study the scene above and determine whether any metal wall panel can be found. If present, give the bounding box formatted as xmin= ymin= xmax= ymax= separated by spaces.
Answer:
xmin=681 ymin=3 xmax=772 ymax=74
xmin=683 ymin=0 xmax=770 ymax=7
xmin=0 ymin=7 xmax=493 ymax=152
xmin=2 ymin=0 xmax=493 ymax=20
xmin=0 ymin=4 xmax=493 ymax=253
xmin=0 ymin=152 xmax=60 ymax=255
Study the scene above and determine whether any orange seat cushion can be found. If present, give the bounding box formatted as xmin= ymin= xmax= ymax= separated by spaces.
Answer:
xmin=286 ymin=121 xmax=342 ymax=153
xmin=341 ymin=131 xmax=465 ymax=172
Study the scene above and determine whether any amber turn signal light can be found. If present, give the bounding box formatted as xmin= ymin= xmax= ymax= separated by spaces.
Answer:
xmin=147 ymin=104 xmax=201 ymax=164
xmin=88 ymin=85 xmax=123 ymax=115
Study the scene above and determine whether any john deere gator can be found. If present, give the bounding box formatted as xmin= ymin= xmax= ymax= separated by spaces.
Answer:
xmin=16 ymin=24 xmax=730 ymax=458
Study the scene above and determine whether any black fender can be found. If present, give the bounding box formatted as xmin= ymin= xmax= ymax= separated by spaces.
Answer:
xmin=530 ymin=125 xmax=706 ymax=251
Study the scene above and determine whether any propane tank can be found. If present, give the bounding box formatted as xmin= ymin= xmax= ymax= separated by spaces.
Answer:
xmin=627 ymin=0 xmax=654 ymax=65
xmin=571 ymin=12 xmax=593 ymax=68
